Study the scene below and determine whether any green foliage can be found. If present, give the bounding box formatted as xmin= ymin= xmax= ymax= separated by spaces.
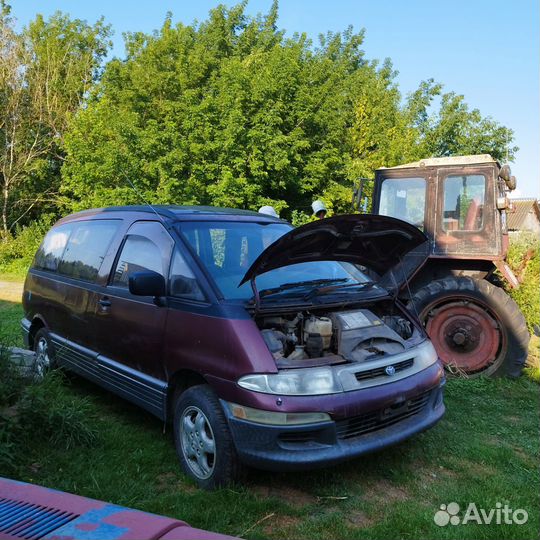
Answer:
xmin=400 ymin=79 xmax=517 ymax=162
xmin=525 ymin=336 xmax=540 ymax=384
xmin=62 ymin=4 xmax=366 ymax=219
xmin=505 ymin=232 xmax=540 ymax=334
xmin=0 ymin=352 xmax=98 ymax=474
xmin=0 ymin=345 xmax=25 ymax=405
xmin=0 ymin=216 xmax=53 ymax=276
xmin=0 ymin=4 xmax=111 ymax=234
xmin=502 ymin=232 xmax=539 ymax=384
xmin=0 ymin=1 xmax=516 ymax=237
xmin=61 ymin=3 xmax=514 ymax=222
xmin=16 ymin=370 xmax=98 ymax=449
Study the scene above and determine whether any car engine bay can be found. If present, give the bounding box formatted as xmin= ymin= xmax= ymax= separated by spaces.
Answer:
xmin=257 ymin=303 xmax=422 ymax=368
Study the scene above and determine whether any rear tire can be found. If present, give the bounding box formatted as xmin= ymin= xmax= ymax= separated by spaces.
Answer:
xmin=409 ymin=277 xmax=529 ymax=377
xmin=173 ymin=384 xmax=243 ymax=489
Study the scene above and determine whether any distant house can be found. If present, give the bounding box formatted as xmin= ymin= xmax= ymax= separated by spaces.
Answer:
xmin=507 ymin=198 xmax=540 ymax=234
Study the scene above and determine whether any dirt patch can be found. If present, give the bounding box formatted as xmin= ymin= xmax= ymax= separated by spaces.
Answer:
xmin=156 ymin=472 xmax=197 ymax=494
xmin=484 ymin=437 xmax=536 ymax=467
xmin=347 ymin=509 xmax=376 ymax=528
xmin=511 ymin=444 xmax=536 ymax=464
xmin=451 ymin=457 xmax=496 ymax=477
xmin=361 ymin=479 xmax=410 ymax=503
xmin=262 ymin=515 xmax=302 ymax=536
xmin=251 ymin=484 xmax=317 ymax=507
xmin=418 ymin=465 xmax=458 ymax=487
xmin=401 ymin=457 xmax=459 ymax=488
xmin=0 ymin=280 xmax=24 ymax=303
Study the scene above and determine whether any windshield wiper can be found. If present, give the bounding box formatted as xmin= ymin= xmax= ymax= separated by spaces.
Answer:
xmin=302 ymin=281 xmax=375 ymax=300
xmin=259 ymin=278 xmax=349 ymax=298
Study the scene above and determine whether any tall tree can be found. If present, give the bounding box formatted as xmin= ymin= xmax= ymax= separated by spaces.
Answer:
xmin=0 ymin=2 xmax=110 ymax=235
xmin=62 ymin=3 xmax=516 ymax=221
xmin=61 ymin=4 xmax=400 ymax=218
xmin=403 ymin=79 xmax=517 ymax=161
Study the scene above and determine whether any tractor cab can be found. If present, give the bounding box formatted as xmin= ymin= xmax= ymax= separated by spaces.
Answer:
xmin=371 ymin=155 xmax=518 ymax=287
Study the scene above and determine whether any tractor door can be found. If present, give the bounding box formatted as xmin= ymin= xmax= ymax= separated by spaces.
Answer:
xmin=433 ymin=166 xmax=500 ymax=257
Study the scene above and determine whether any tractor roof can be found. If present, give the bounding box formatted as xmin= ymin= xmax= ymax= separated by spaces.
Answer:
xmin=377 ymin=154 xmax=500 ymax=170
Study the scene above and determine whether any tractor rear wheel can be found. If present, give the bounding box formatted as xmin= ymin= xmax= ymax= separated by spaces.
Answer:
xmin=409 ymin=277 xmax=529 ymax=377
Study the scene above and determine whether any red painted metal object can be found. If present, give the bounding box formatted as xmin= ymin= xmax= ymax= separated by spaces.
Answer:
xmin=425 ymin=301 xmax=501 ymax=372
xmin=0 ymin=477 xmax=236 ymax=540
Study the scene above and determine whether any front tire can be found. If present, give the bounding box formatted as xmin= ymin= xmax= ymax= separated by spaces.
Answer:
xmin=409 ymin=277 xmax=529 ymax=377
xmin=173 ymin=385 xmax=242 ymax=489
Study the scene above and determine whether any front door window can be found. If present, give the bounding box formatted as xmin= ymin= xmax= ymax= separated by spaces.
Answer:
xmin=110 ymin=221 xmax=173 ymax=288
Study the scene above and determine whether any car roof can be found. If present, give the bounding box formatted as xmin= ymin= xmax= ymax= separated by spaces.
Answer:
xmin=59 ymin=205 xmax=284 ymax=224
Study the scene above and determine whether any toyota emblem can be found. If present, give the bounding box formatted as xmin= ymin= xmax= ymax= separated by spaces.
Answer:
xmin=385 ymin=365 xmax=396 ymax=376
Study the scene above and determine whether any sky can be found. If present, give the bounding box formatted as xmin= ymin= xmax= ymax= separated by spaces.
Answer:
xmin=12 ymin=0 xmax=540 ymax=198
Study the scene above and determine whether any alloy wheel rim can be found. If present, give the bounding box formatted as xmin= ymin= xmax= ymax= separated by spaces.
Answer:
xmin=180 ymin=406 xmax=216 ymax=479
xmin=35 ymin=337 xmax=50 ymax=376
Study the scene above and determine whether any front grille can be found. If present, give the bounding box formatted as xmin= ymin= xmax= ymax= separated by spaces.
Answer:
xmin=354 ymin=358 xmax=414 ymax=382
xmin=335 ymin=390 xmax=432 ymax=440
xmin=0 ymin=498 xmax=78 ymax=539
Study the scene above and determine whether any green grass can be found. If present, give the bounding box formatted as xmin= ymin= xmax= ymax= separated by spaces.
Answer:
xmin=0 ymin=298 xmax=23 ymax=345
xmin=1 ymin=298 xmax=538 ymax=539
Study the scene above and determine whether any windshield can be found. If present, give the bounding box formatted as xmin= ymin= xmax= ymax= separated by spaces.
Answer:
xmin=177 ymin=221 xmax=372 ymax=300
xmin=379 ymin=177 xmax=426 ymax=229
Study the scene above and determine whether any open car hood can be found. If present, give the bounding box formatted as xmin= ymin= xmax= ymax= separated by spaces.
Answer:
xmin=240 ymin=214 xmax=429 ymax=293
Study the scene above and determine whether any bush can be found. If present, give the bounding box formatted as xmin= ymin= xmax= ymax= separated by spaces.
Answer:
xmin=524 ymin=336 xmax=540 ymax=383
xmin=506 ymin=232 xmax=540 ymax=334
xmin=504 ymin=232 xmax=540 ymax=383
xmin=0 ymin=216 xmax=54 ymax=277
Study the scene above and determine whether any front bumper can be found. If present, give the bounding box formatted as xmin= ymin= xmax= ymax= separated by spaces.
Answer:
xmin=224 ymin=379 xmax=445 ymax=471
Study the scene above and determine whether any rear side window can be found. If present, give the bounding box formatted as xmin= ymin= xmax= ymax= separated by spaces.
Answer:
xmin=33 ymin=224 xmax=73 ymax=272
xmin=112 ymin=236 xmax=169 ymax=287
xmin=57 ymin=220 xmax=120 ymax=282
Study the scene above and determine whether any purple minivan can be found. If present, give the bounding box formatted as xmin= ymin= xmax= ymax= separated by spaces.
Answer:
xmin=22 ymin=206 xmax=445 ymax=488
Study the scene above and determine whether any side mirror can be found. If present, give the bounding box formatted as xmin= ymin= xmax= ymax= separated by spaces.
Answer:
xmin=499 ymin=164 xmax=511 ymax=182
xmin=129 ymin=271 xmax=166 ymax=297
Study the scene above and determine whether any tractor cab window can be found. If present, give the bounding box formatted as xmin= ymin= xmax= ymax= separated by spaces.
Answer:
xmin=442 ymin=175 xmax=486 ymax=231
xmin=379 ymin=177 xmax=426 ymax=230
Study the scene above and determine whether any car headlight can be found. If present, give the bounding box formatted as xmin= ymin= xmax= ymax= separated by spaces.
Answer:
xmin=238 ymin=367 xmax=342 ymax=396
xmin=416 ymin=340 xmax=439 ymax=368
